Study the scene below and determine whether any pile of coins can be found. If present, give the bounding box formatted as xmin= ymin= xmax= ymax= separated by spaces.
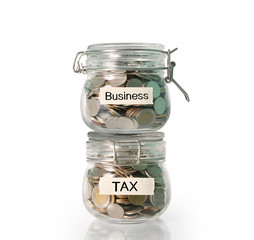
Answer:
xmin=83 ymin=164 xmax=168 ymax=220
xmin=84 ymin=72 xmax=170 ymax=130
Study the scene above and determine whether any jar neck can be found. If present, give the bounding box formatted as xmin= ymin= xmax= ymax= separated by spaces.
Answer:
xmin=86 ymin=43 xmax=167 ymax=71
xmin=86 ymin=159 xmax=165 ymax=166
xmin=86 ymin=132 xmax=166 ymax=165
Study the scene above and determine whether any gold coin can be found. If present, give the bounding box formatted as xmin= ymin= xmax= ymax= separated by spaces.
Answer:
xmin=128 ymin=195 xmax=147 ymax=205
xmin=115 ymin=198 xmax=131 ymax=205
xmin=92 ymin=186 xmax=110 ymax=208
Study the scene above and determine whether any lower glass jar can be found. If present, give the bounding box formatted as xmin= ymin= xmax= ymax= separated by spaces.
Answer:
xmin=83 ymin=132 xmax=171 ymax=223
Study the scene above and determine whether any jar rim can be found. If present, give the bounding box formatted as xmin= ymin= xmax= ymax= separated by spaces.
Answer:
xmin=86 ymin=132 xmax=166 ymax=164
xmin=88 ymin=131 xmax=164 ymax=142
xmin=87 ymin=42 xmax=165 ymax=51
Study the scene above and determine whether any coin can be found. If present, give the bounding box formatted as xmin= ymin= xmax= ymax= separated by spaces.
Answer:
xmin=105 ymin=116 xmax=118 ymax=129
xmin=154 ymin=176 xmax=164 ymax=184
xmin=116 ymin=195 xmax=128 ymax=199
xmin=108 ymin=74 xmax=127 ymax=87
xmin=86 ymin=99 xmax=100 ymax=117
xmin=124 ymin=205 xmax=143 ymax=215
xmin=107 ymin=204 xmax=124 ymax=219
xmin=136 ymin=109 xmax=156 ymax=126
xmin=89 ymin=167 xmax=103 ymax=178
xmin=96 ymin=207 xmax=108 ymax=213
xmin=116 ymin=117 xmax=134 ymax=129
xmin=154 ymin=97 xmax=166 ymax=115
xmin=146 ymin=165 xmax=162 ymax=178
xmin=126 ymin=78 xmax=143 ymax=87
xmin=131 ymin=118 xmax=139 ymax=129
xmin=150 ymin=189 xmax=165 ymax=208
xmin=133 ymin=164 xmax=147 ymax=171
xmin=91 ymin=76 xmax=105 ymax=88
xmin=145 ymin=81 xmax=160 ymax=98
xmin=140 ymin=206 xmax=159 ymax=216
xmin=128 ymin=195 xmax=147 ymax=205
xmin=131 ymin=171 xmax=147 ymax=178
xmin=115 ymin=198 xmax=131 ymax=205
xmin=92 ymin=186 xmax=110 ymax=208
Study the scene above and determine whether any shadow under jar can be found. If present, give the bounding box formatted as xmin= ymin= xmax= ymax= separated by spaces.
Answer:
xmin=74 ymin=43 xmax=189 ymax=133
xmin=83 ymin=132 xmax=171 ymax=223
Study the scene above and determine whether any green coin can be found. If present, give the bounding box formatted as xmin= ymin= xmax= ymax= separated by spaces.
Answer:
xmin=146 ymin=165 xmax=162 ymax=178
xmin=126 ymin=78 xmax=143 ymax=87
xmin=154 ymin=97 xmax=166 ymax=115
xmin=155 ymin=176 xmax=164 ymax=184
xmin=90 ymin=167 xmax=100 ymax=177
xmin=132 ymin=171 xmax=147 ymax=178
xmin=133 ymin=164 xmax=147 ymax=171
xmin=150 ymin=189 xmax=165 ymax=208
xmin=128 ymin=195 xmax=147 ymax=205
xmin=146 ymin=81 xmax=160 ymax=98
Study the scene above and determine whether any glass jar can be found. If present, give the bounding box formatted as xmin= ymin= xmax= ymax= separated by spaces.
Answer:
xmin=73 ymin=43 xmax=189 ymax=133
xmin=83 ymin=132 xmax=170 ymax=223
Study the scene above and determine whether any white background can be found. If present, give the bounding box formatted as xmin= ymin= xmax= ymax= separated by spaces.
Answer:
xmin=0 ymin=0 xmax=253 ymax=239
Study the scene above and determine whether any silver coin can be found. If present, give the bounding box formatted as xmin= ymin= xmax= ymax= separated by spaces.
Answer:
xmin=108 ymin=74 xmax=127 ymax=87
xmin=131 ymin=118 xmax=139 ymax=129
xmin=107 ymin=203 xmax=124 ymax=219
xmin=91 ymin=76 xmax=105 ymax=88
xmin=105 ymin=116 xmax=118 ymax=129
xmin=86 ymin=99 xmax=100 ymax=117
xmin=97 ymin=110 xmax=112 ymax=119
xmin=108 ymin=108 xmax=121 ymax=117
xmin=116 ymin=117 xmax=134 ymax=129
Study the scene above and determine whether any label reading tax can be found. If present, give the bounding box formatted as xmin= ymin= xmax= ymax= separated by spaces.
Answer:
xmin=99 ymin=177 xmax=154 ymax=195
xmin=99 ymin=87 xmax=153 ymax=105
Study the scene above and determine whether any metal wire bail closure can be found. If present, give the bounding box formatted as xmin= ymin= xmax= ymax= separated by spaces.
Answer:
xmin=164 ymin=49 xmax=190 ymax=102
xmin=73 ymin=48 xmax=190 ymax=102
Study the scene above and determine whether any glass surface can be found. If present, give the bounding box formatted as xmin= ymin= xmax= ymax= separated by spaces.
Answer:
xmin=79 ymin=43 xmax=171 ymax=133
xmin=81 ymin=70 xmax=170 ymax=133
xmin=83 ymin=132 xmax=170 ymax=223
xmin=83 ymin=162 xmax=171 ymax=223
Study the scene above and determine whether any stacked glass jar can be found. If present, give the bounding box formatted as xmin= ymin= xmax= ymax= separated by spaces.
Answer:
xmin=73 ymin=43 xmax=189 ymax=223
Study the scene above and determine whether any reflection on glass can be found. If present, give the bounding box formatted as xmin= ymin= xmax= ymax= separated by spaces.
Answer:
xmin=84 ymin=218 xmax=170 ymax=240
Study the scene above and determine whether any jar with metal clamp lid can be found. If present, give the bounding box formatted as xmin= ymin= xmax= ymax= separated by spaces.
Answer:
xmin=73 ymin=43 xmax=189 ymax=133
xmin=83 ymin=132 xmax=170 ymax=223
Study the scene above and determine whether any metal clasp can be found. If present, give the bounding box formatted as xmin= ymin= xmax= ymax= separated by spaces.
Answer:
xmin=73 ymin=51 xmax=87 ymax=73
xmin=112 ymin=140 xmax=141 ymax=166
xmin=164 ymin=49 xmax=190 ymax=102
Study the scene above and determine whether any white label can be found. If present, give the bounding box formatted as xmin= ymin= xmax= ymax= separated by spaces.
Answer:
xmin=99 ymin=87 xmax=153 ymax=105
xmin=99 ymin=177 xmax=154 ymax=195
